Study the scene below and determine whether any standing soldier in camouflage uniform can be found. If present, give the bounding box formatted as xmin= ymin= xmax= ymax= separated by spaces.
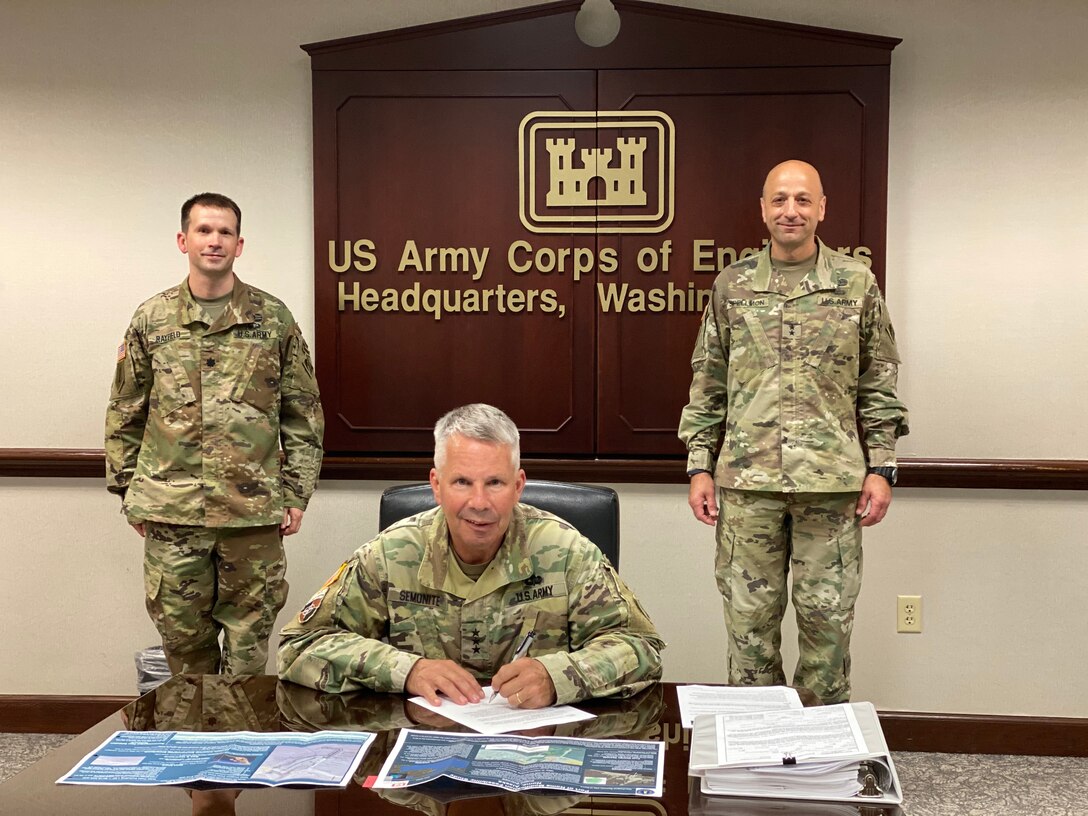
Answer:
xmin=279 ymin=403 xmax=663 ymax=707
xmin=106 ymin=193 xmax=324 ymax=676
xmin=679 ymin=161 xmax=908 ymax=703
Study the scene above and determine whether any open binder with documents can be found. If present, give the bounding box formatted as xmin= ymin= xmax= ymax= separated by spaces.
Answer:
xmin=688 ymin=701 xmax=902 ymax=806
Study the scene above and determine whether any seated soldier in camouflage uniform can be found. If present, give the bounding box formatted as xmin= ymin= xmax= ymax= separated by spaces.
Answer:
xmin=278 ymin=403 xmax=664 ymax=708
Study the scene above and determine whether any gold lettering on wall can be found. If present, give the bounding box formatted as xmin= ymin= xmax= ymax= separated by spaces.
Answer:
xmin=329 ymin=238 xmax=872 ymax=317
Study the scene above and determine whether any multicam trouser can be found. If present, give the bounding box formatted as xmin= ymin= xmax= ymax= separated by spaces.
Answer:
xmin=715 ymin=489 xmax=862 ymax=704
xmin=143 ymin=522 xmax=288 ymax=675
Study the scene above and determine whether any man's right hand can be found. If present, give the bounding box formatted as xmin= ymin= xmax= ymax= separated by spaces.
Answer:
xmin=131 ymin=522 xmax=146 ymax=537
xmin=688 ymin=472 xmax=719 ymax=526
xmin=405 ymin=658 xmax=484 ymax=706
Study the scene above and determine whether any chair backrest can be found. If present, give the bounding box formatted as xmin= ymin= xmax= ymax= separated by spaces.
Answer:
xmin=378 ymin=480 xmax=620 ymax=568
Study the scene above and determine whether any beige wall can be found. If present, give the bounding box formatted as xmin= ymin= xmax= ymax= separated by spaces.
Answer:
xmin=1 ymin=1 xmax=1086 ymax=715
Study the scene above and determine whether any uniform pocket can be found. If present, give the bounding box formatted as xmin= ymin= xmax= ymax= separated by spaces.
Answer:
xmin=151 ymin=347 xmax=196 ymax=417
xmin=388 ymin=602 xmax=440 ymax=659
xmin=264 ymin=556 xmax=289 ymax=620
xmin=144 ymin=564 xmax=163 ymax=600
xmin=232 ymin=345 xmax=280 ymax=413
xmin=524 ymin=608 xmax=570 ymax=655
xmin=835 ymin=531 xmax=863 ymax=611
xmin=805 ymin=307 xmax=861 ymax=390
xmin=143 ymin=563 xmax=164 ymax=623
xmin=113 ymin=341 xmax=142 ymax=399
xmin=729 ymin=310 xmax=777 ymax=385
xmin=788 ymin=516 xmax=864 ymax=614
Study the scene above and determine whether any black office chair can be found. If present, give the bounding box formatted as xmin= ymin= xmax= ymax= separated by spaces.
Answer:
xmin=378 ymin=480 xmax=620 ymax=568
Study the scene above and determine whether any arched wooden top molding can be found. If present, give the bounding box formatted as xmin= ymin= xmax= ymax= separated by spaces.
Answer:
xmin=301 ymin=1 xmax=901 ymax=71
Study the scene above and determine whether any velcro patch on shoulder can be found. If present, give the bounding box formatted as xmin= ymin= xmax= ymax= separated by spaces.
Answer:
xmin=116 ymin=342 xmax=127 ymax=362
xmin=298 ymin=587 xmax=329 ymax=623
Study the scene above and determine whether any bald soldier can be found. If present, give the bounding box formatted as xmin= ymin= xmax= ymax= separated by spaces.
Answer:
xmin=279 ymin=403 xmax=664 ymax=708
xmin=679 ymin=161 xmax=908 ymax=703
xmin=106 ymin=192 xmax=324 ymax=676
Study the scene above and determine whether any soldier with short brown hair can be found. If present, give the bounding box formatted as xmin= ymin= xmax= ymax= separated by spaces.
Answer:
xmin=106 ymin=193 xmax=324 ymax=676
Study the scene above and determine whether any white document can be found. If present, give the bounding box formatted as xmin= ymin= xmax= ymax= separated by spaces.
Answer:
xmin=710 ymin=705 xmax=867 ymax=768
xmin=688 ymin=702 xmax=903 ymax=805
xmin=703 ymin=759 xmax=864 ymax=798
xmin=676 ymin=685 xmax=803 ymax=728
xmin=407 ymin=686 xmax=595 ymax=735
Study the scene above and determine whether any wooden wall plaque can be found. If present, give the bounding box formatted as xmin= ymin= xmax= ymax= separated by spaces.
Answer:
xmin=304 ymin=0 xmax=899 ymax=458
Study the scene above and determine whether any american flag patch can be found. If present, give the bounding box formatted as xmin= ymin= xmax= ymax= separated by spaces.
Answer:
xmin=116 ymin=342 xmax=126 ymax=362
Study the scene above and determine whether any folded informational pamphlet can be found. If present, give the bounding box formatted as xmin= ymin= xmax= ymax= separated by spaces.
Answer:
xmin=57 ymin=730 xmax=375 ymax=788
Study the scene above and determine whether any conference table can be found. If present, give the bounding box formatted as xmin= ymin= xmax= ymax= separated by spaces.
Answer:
xmin=0 ymin=675 xmax=903 ymax=815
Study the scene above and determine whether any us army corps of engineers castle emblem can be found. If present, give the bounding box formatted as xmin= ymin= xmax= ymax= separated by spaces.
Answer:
xmin=519 ymin=110 xmax=675 ymax=234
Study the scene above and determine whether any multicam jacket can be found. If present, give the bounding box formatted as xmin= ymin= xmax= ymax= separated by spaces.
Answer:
xmin=105 ymin=277 xmax=324 ymax=527
xmin=277 ymin=504 xmax=665 ymax=705
xmin=679 ymin=240 xmax=909 ymax=492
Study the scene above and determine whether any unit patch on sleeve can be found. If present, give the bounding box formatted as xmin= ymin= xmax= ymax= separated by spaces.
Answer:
xmin=297 ymin=587 xmax=328 ymax=623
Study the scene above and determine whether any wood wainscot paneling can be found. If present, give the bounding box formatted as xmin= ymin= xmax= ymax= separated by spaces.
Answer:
xmin=3 ymin=449 xmax=1088 ymax=489
xmin=0 ymin=695 xmax=133 ymax=734
xmin=879 ymin=711 xmax=1088 ymax=757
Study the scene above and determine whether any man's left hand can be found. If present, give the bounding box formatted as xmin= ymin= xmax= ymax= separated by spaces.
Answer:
xmin=281 ymin=508 xmax=304 ymax=536
xmin=491 ymin=658 xmax=557 ymax=709
xmin=856 ymin=473 xmax=892 ymax=527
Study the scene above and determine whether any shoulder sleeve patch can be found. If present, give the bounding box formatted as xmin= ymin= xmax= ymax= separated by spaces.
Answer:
xmin=297 ymin=587 xmax=329 ymax=623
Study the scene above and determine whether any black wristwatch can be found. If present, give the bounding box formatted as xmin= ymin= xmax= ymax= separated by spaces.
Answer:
xmin=687 ymin=468 xmax=712 ymax=478
xmin=868 ymin=466 xmax=898 ymax=486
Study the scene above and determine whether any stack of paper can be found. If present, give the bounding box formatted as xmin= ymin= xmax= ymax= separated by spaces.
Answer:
xmin=675 ymin=685 xmax=803 ymax=728
xmin=687 ymin=700 xmax=902 ymax=805
xmin=704 ymin=759 xmax=868 ymax=798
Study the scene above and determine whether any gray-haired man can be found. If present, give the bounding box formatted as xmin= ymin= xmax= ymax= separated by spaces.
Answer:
xmin=279 ymin=403 xmax=664 ymax=707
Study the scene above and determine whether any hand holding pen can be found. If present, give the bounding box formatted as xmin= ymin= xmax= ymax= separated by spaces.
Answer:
xmin=489 ymin=630 xmax=556 ymax=708
xmin=488 ymin=630 xmax=535 ymax=703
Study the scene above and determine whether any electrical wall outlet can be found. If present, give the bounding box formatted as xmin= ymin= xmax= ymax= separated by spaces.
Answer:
xmin=897 ymin=595 xmax=922 ymax=633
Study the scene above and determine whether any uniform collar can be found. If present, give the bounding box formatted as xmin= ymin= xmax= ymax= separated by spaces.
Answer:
xmin=751 ymin=238 xmax=839 ymax=296
xmin=420 ymin=505 xmax=535 ymax=598
xmin=178 ymin=276 xmax=262 ymax=331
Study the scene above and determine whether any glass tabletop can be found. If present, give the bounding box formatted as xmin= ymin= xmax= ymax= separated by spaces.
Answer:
xmin=0 ymin=676 xmax=901 ymax=816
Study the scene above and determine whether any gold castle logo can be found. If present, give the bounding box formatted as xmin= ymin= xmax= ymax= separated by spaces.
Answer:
xmin=545 ymin=136 xmax=648 ymax=207
xmin=519 ymin=111 xmax=675 ymax=234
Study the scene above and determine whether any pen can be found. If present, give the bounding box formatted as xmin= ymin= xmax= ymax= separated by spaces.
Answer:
xmin=489 ymin=629 xmax=537 ymax=703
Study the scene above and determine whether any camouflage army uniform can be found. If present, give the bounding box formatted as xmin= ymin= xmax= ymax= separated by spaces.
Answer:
xmin=106 ymin=277 xmax=324 ymax=675
xmin=278 ymin=504 xmax=664 ymax=704
xmin=679 ymin=240 xmax=908 ymax=702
